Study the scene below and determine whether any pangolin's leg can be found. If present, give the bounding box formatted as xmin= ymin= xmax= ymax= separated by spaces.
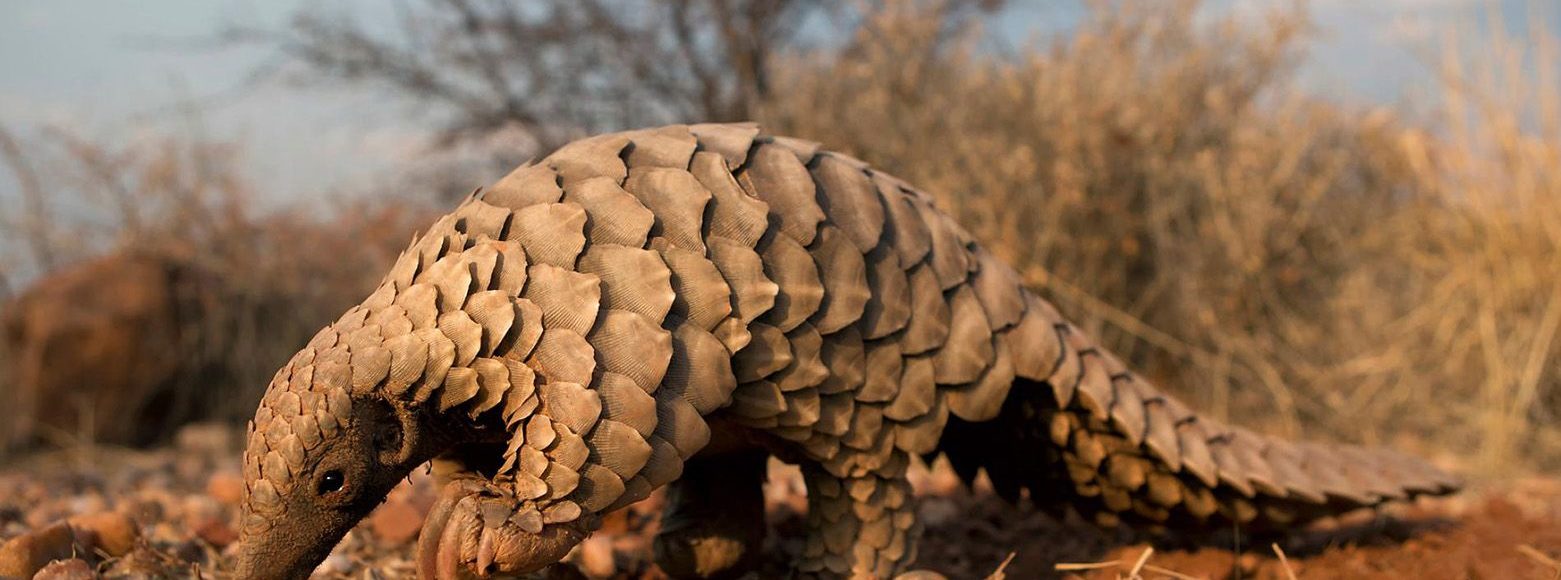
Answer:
xmin=417 ymin=445 xmax=493 ymax=577
xmin=797 ymin=460 xmax=920 ymax=579
xmin=652 ymin=450 xmax=769 ymax=579
xmin=416 ymin=446 xmax=594 ymax=579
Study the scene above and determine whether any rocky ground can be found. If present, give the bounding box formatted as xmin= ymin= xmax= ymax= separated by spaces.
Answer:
xmin=0 ymin=424 xmax=1557 ymax=579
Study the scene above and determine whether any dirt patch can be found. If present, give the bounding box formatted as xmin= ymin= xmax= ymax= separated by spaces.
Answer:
xmin=0 ymin=426 xmax=1556 ymax=579
xmin=906 ymin=476 xmax=1561 ymax=579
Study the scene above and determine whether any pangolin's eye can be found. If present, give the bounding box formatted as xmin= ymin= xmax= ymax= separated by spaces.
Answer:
xmin=318 ymin=470 xmax=345 ymax=495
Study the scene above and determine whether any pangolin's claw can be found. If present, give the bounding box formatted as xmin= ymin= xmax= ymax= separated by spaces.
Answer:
xmin=417 ymin=478 xmax=484 ymax=579
xmin=437 ymin=495 xmax=480 ymax=579
xmin=415 ymin=477 xmax=590 ymax=579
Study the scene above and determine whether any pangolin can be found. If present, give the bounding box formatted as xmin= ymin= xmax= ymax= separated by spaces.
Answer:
xmin=234 ymin=123 xmax=1460 ymax=579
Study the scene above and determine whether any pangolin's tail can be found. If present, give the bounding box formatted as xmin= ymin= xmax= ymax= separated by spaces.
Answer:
xmin=934 ymin=290 xmax=1460 ymax=532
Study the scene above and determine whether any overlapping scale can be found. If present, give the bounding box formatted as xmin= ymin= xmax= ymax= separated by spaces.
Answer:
xmin=505 ymin=203 xmax=588 ymax=268
xmin=621 ymin=125 xmax=697 ymax=169
xmin=691 ymin=152 xmax=770 ymax=248
xmin=563 ymin=177 xmax=655 ymax=247
xmin=759 ymin=233 xmax=824 ymax=332
xmin=624 ymin=168 xmax=711 ymax=254
xmin=669 ymin=261 xmax=736 ymax=337
xmin=811 ymin=153 xmax=885 ymax=253
xmin=708 ymin=237 xmax=778 ymax=324
xmin=661 ymin=325 xmax=737 ymax=414
xmin=522 ymin=264 xmax=602 ymax=337
xmin=544 ymin=133 xmax=630 ymax=185
xmin=577 ymin=244 xmax=675 ymax=323
xmin=738 ymin=143 xmax=824 ymax=246
xmin=807 ymin=226 xmax=870 ymax=334
xmin=484 ymin=163 xmax=564 ymax=209
xmin=687 ymin=122 xmax=760 ymax=168
xmin=587 ymin=310 xmax=673 ymax=394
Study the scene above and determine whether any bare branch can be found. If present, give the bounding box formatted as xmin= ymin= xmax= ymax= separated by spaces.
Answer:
xmin=245 ymin=0 xmax=829 ymax=160
xmin=0 ymin=123 xmax=56 ymax=271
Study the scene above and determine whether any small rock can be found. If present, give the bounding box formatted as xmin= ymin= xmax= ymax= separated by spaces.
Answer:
xmin=23 ymin=509 xmax=55 ymax=530
xmin=610 ymin=534 xmax=647 ymax=556
xmin=31 ymin=558 xmax=95 ymax=580
xmin=103 ymin=545 xmax=190 ymax=578
xmin=65 ymin=496 xmax=106 ymax=518
xmin=572 ymin=535 xmax=616 ymax=578
xmin=366 ymin=500 xmax=424 ymax=546
xmin=67 ymin=512 xmax=138 ymax=557
xmin=0 ymin=522 xmax=80 ymax=578
xmin=180 ymin=496 xmax=222 ymax=528
xmin=194 ymin=518 xmax=238 ymax=549
xmin=1238 ymin=552 xmax=1261 ymax=573
xmin=147 ymin=523 xmax=184 ymax=546
xmin=596 ymin=510 xmax=631 ymax=536
xmin=124 ymin=499 xmax=164 ymax=525
xmin=205 ymin=472 xmax=245 ymax=507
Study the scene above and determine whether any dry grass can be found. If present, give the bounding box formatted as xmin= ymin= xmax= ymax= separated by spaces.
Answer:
xmin=763 ymin=0 xmax=1561 ymax=474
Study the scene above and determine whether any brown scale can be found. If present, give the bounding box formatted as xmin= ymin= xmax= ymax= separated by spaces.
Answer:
xmin=234 ymin=124 xmax=1463 ymax=580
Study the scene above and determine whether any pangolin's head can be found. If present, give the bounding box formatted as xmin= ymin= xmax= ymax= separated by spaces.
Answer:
xmin=233 ymin=325 xmax=435 ymax=579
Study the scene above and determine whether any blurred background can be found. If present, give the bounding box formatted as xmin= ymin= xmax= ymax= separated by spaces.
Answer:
xmin=1 ymin=0 xmax=1558 ymax=483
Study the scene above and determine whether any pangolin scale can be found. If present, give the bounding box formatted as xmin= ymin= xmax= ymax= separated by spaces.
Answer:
xmin=234 ymin=123 xmax=1460 ymax=579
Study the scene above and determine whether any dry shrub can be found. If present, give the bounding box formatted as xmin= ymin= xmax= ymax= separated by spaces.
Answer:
xmin=764 ymin=0 xmax=1561 ymax=474
xmin=1381 ymin=18 xmax=1561 ymax=471
xmin=0 ymin=129 xmax=435 ymax=450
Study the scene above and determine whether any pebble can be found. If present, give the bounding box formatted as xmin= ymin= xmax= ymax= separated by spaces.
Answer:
xmin=205 ymin=472 xmax=245 ymax=506
xmin=31 ymin=558 xmax=95 ymax=580
xmin=104 ymin=545 xmax=197 ymax=578
xmin=572 ymin=535 xmax=615 ymax=578
xmin=596 ymin=511 xmax=631 ymax=536
xmin=194 ymin=517 xmax=238 ymax=548
xmin=65 ymin=496 xmax=106 ymax=518
xmin=895 ymin=572 xmax=948 ymax=580
xmin=0 ymin=521 xmax=78 ymax=578
xmin=67 ymin=512 xmax=139 ymax=557
xmin=366 ymin=500 xmax=424 ymax=546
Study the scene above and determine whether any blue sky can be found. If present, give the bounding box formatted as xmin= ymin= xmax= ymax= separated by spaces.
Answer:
xmin=0 ymin=0 xmax=1551 ymax=210
xmin=0 ymin=0 xmax=414 ymax=202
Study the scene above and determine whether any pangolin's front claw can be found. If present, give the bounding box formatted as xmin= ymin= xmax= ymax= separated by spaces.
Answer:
xmin=417 ymin=478 xmax=488 ymax=579
xmin=415 ymin=477 xmax=591 ymax=579
xmin=438 ymin=495 xmax=483 ymax=579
